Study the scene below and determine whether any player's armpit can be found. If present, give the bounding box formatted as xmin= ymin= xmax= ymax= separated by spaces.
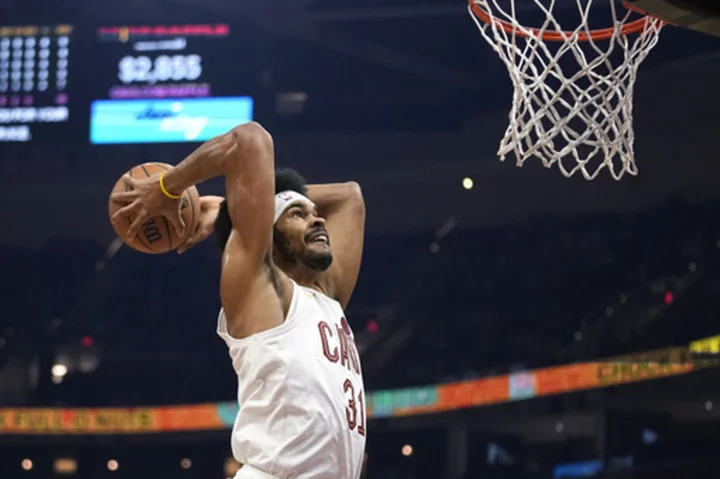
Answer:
xmin=307 ymin=182 xmax=366 ymax=309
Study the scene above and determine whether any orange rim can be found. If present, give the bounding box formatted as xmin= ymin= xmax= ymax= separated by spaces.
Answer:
xmin=468 ymin=1 xmax=668 ymax=42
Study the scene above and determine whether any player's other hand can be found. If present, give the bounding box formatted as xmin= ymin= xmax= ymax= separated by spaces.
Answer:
xmin=177 ymin=195 xmax=223 ymax=254
xmin=109 ymin=173 xmax=186 ymax=241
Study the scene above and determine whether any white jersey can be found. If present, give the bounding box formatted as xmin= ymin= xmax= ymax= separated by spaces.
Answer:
xmin=217 ymin=280 xmax=366 ymax=479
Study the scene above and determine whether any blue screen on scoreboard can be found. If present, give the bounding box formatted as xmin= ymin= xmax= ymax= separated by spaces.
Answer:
xmin=89 ymin=96 xmax=253 ymax=144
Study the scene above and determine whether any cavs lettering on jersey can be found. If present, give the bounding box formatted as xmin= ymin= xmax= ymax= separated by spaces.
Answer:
xmin=217 ymin=280 xmax=366 ymax=479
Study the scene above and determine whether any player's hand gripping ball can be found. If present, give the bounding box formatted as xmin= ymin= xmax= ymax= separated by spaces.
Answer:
xmin=108 ymin=162 xmax=201 ymax=254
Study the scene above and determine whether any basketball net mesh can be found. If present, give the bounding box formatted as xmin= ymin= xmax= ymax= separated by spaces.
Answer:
xmin=468 ymin=1 xmax=666 ymax=180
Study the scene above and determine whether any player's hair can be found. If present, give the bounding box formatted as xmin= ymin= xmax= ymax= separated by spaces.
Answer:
xmin=214 ymin=168 xmax=308 ymax=250
xmin=275 ymin=167 xmax=308 ymax=197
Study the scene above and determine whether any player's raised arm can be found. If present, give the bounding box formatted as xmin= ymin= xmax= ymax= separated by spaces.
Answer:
xmin=111 ymin=122 xmax=273 ymax=237
xmin=110 ymin=121 xmax=276 ymax=292
xmin=163 ymin=123 xmax=277 ymax=324
xmin=177 ymin=195 xmax=225 ymax=254
xmin=163 ymin=122 xmax=275 ymax=264
xmin=306 ymin=183 xmax=366 ymax=309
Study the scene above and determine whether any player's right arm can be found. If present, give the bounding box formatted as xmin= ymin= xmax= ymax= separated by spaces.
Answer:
xmin=111 ymin=122 xmax=283 ymax=337
xmin=161 ymin=122 xmax=283 ymax=337
xmin=162 ymin=121 xmax=275 ymax=268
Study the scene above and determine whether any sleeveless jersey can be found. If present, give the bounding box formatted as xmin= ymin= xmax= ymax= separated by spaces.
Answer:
xmin=217 ymin=280 xmax=366 ymax=479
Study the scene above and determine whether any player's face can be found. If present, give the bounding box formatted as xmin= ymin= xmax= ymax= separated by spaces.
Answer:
xmin=274 ymin=202 xmax=333 ymax=272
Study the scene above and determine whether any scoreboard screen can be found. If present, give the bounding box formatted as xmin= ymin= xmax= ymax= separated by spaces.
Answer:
xmin=0 ymin=22 xmax=258 ymax=144
xmin=88 ymin=24 xmax=254 ymax=144
xmin=0 ymin=25 xmax=73 ymax=142
xmin=99 ymin=24 xmax=227 ymax=99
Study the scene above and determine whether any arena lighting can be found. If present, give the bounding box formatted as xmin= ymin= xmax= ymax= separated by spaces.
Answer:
xmin=52 ymin=363 xmax=68 ymax=384
xmin=54 ymin=458 xmax=77 ymax=474
xmin=180 ymin=458 xmax=192 ymax=469
xmin=51 ymin=363 xmax=68 ymax=377
xmin=276 ymin=92 xmax=308 ymax=115
xmin=706 ymin=401 xmax=713 ymax=411
xmin=81 ymin=335 xmax=94 ymax=347
xmin=664 ymin=292 xmax=674 ymax=305
xmin=401 ymin=445 xmax=413 ymax=457
xmin=462 ymin=177 xmax=474 ymax=190
xmin=642 ymin=428 xmax=658 ymax=445
xmin=225 ymin=458 xmax=241 ymax=477
xmin=107 ymin=459 xmax=119 ymax=471
xmin=366 ymin=320 xmax=379 ymax=333
xmin=21 ymin=459 xmax=33 ymax=471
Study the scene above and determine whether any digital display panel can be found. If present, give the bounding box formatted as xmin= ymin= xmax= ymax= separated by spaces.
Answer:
xmin=87 ymin=24 xmax=255 ymax=144
xmin=0 ymin=25 xmax=73 ymax=142
xmin=0 ymin=22 xmax=259 ymax=144
xmin=90 ymin=97 xmax=253 ymax=144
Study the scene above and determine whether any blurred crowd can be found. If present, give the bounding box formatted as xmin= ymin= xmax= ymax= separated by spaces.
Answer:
xmin=2 ymin=198 xmax=720 ymax=478
xmin=365 ymin=199 xmax=720 ymax=390
xmin=2 ymin=199 xmax=720 ymax=405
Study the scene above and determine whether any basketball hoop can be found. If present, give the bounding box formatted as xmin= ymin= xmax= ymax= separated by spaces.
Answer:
xmin=468 ymin=1 xmax=668 ymax=180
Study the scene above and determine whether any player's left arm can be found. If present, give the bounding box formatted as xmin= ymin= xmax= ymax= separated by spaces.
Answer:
xmin=307 ymin=182 xmax=366 ymax=309
xmin=177 ymin=195 xmax=225 ymax=254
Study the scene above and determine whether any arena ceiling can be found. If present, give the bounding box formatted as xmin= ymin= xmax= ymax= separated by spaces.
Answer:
xmin=3 ymin=0 xmax=720 ymax=133
xmin=2 ymin=0 xmax=720 ymax=244
xmin=5 ymin=0 xmax=720 ymax=110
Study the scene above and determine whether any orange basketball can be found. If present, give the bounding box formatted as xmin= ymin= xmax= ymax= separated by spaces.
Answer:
xmin=108 ymin=162 xmax=201 ymax=254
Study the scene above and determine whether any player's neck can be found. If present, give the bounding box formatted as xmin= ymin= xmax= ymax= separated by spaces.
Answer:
xmin=282 ymin=265 xmax=322 ymax=289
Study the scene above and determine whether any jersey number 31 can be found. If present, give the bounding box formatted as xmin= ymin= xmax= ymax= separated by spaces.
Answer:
xmin=343 ymin=378 xmax=366 ymax=436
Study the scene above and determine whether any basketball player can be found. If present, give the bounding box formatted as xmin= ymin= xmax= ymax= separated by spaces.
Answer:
xmin=110 ymin=122 xmax=367 ymax=479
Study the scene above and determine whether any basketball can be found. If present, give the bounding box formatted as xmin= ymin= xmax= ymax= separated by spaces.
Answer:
xmin=108 ymin=162 xmax=201 ymax=254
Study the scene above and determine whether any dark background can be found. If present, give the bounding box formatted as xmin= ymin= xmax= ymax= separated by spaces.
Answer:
xmin=2 ymin=0 xmax=720 ymax=478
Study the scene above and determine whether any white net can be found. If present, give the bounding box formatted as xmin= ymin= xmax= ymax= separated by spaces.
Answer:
xmin=468 ymin=1 xmax=666 ymax=180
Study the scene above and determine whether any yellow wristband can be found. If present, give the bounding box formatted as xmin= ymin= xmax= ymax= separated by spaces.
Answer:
xmin=159 ymin=172 xmax=182 ymax=200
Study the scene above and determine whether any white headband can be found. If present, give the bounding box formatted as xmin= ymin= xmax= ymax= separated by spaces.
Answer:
xmin=274 ymin=190 xmax=314 ymax=224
